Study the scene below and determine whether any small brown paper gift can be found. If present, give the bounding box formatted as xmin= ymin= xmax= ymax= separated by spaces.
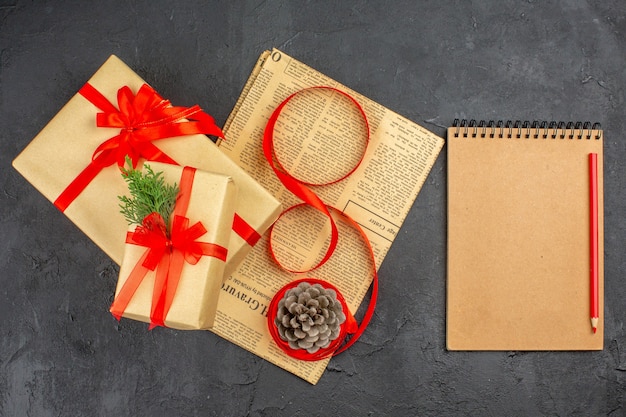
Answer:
xmin=12 ymin=55 xmax=281 ymax=277
xmin=112 ymin=162 xmax=236 ymax=330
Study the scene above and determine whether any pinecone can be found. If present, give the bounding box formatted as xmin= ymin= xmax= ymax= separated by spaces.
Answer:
xmin=275 ymin=281 xmax=346 ymax=354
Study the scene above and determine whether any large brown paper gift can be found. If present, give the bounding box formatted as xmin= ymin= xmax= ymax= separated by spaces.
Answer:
xmin=112 ymin=162 xmax=236 ymax=330
xmin=12 ymin=55 xmax=281 ymax=277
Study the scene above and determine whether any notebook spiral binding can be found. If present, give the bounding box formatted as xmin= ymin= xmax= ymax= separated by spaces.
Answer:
xmin=451 ymin=119 xmax=602 ymax=140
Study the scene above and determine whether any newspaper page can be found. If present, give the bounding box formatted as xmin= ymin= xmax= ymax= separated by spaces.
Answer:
xmin=211 ymin=49 xmax=444 ymax=384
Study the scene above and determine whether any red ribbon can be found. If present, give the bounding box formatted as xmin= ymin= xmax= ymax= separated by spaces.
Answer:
xmin=267 ymin=278 xmax=359 ymax=361
xmin=233 ymin=213 xmax=262 ymax=247
xmin=54 ymin=82 xmax=224 ymax=212
xmin=110 ymin=166 xmax=228 ymax=329
xmin=263 ymin=87 xmax=370 ymax=272
xmin=263 ymin=86 xmax=378 ymax=360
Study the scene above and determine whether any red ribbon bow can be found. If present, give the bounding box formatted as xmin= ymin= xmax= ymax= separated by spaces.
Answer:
xmin=54 ymin=83 xmax=224 ymax=212
xmin=110 ymin=167 xmax=228 ymax=329
xmin=127 ymin=212 xmax=218 ymax=269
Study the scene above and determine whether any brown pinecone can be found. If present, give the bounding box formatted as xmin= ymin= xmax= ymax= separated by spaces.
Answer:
xmin=275 ymin=282 xmax=346 ymax=354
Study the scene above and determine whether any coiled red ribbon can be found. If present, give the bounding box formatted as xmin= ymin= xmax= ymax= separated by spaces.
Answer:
xmin=267 ymin=277 xmax=358 ymax=361
xmin=53 ymin=82 xmax=224 ymax=212
xmin=110 ymin=166 xmax=228 ymax=329
xmin=263 ymin=86 xmax=378 ymax=360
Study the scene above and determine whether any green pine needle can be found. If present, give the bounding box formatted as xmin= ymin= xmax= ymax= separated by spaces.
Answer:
xmin=118 ymin=160 xmax=179 ymax=233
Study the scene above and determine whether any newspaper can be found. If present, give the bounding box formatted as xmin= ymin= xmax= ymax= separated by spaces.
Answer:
xmin=211 ymin=49 xmax=444 ymax=384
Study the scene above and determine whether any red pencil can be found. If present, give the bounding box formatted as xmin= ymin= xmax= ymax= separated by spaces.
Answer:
xmin=589 ymin=153 xmax=599 ymax=334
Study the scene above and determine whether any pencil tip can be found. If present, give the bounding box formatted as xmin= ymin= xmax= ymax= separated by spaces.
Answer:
xmin=591 ymin=318 xmax=599 ymax=333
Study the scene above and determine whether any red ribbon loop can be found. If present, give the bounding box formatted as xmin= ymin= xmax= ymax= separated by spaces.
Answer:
xmin=110 ymin=166 xmax=228 ymax=329
xmin=263 ymin=87 xmax=369 ymax=273
xmin=263 ymin=87 xmax=378 ymax=360
xmin=54 ymin=83 xmax=224 ymax=212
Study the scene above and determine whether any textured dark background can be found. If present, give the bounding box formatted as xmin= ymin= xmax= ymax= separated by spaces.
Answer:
xmin=1 ymin=1 xmax=625 ymax=416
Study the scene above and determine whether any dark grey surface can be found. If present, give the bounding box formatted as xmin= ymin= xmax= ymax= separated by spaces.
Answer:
xmin=1 ymin=1 xmax=625 ymax=416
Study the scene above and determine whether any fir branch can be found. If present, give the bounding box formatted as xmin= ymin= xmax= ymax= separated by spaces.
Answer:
xmin=118 ymin=160 xmax=179 ymax=233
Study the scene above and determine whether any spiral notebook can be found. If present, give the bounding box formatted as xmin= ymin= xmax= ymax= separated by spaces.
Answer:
xmin=447 ymin=120 xmax=604 ymax=351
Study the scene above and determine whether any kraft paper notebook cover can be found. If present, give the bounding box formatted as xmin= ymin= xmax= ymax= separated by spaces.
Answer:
xmin=447 ymin=120 xmax=604 ymax=351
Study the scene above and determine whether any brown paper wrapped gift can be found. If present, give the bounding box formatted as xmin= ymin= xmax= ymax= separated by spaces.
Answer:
xmin=112 ymin=162 xmax=236 ymax=330
xmin=12 ymin=55 xmax=281 ymax=277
